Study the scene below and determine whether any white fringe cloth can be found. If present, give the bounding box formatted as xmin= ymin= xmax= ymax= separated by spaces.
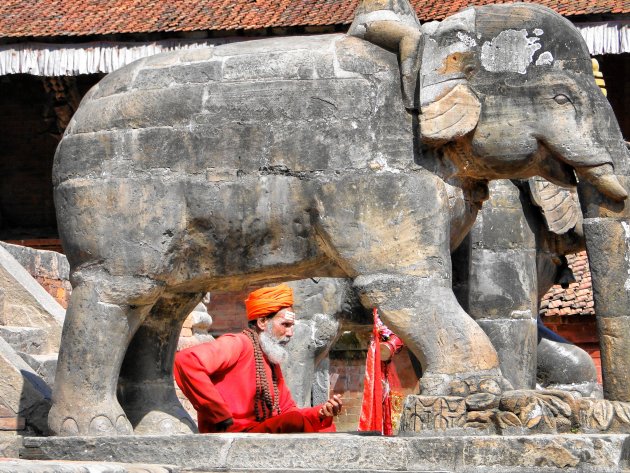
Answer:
xmin=578 ymin=21 xmax=630 ymax=55
xmin=0 ymin=38 xmax=239 ymax=76
xmin=0 ymin=21 xmax=628 ymax=76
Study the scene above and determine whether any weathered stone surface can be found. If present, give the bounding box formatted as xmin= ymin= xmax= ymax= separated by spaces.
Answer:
xmin=583 ymin=219 xmax=630 ymax=318
xmin=19 ymin=433 xmax=630 ymax=472
xmin=0 ymin=246 xmax=64 ymax=349
xmin=0 ymin=337 xmax=51 ymax=434
xmin=598 ymin=316 xmax=630 ymax=402
xmin=583 ymin=214 xmax=630 ymax=401
xmin=0 ymin=243 xmax=70 ymax=282
xmin=466 ymin=249 xmax=538 ymax=319
xmin=0 ymin=432 xmax=21 ymax=458
xmin=476 ymin=319 xmax=537 ymax=390
xmin=0 ymin=326 xmax=49 ymax=355
xmin=0 ymin=459 xmax=173 ymax=472
xmin=18 ymin=353 xmax=58 ymax=387
xmin=282 ymin=311 xmax=339 ymax=408
xmin=48 ymin=0 xmax=630 ymax=436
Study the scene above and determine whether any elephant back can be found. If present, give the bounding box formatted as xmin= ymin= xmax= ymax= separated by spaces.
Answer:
xmin=53 ymin=34 xmax=415 ymax=187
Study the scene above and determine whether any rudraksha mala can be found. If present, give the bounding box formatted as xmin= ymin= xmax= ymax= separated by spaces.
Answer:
xmin=243 ymin=328 xmax=280 ymax=421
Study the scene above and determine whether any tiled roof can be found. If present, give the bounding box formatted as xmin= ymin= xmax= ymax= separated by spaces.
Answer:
xmin=540 ymin=251 xmax=594 ymax=317
xmin=0 ymin=0 xmax=627 ymax=38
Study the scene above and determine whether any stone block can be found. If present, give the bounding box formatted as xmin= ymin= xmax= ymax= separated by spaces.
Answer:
xmin=476 ymin=318 xmax=537 ymax=390
xmin=0 ymin=459 xmax=173 ymax=472
xmin=0 ymin=432 xmax=21 ymax=458
xmin=71 ymin=85 xmax=205 ymax=133
xmin=583 ymin=218 xmax=630 ymax=318
xmin=598 ymin=315 xmax=630 ymax=402
xmin=19 ymin=432 xmax=630 ymax=472
xmin=466 ymin=249 xmax=537 ymax=319
xmin=18 ymin=353 xmax=58 ymax=387
xmin=0 ymin=246 xmax=64 ymax=349
xmin=133 ymin=60 xmax=223 ymax=89
xmin=0 ymin=337 xmax=51 ymax=434
xmin=0 ymin=243 xmax=70 ymax=281
xmin=0 ymin=326 xmax=49 ymax=355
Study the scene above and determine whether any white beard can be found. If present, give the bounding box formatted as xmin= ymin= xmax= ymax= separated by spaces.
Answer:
xmin=259 ymin=326 xmax=289 ymax=365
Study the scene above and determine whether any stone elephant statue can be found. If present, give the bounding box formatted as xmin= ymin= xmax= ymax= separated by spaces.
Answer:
xmin=49 ymin=0 xmax=630 ymax=436
xmin=453 ymin=178 xmax=601 ymax=397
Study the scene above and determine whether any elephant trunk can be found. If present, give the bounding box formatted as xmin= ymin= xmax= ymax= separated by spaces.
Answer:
xmin=578 ymin=140 xmax=630 ymax=401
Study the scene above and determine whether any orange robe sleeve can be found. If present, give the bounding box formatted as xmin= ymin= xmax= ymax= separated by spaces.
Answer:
xmin=174 ymin=335 xmax=244 ymax=425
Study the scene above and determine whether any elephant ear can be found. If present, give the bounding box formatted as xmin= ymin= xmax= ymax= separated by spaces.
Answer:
xmin=528 ymin=177 xmax=581 ymax=235
xmin=419 ymin=84 xmax=481 ymax=142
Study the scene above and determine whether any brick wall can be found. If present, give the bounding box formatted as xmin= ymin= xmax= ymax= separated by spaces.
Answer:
xmin=539 ymin=251 xmax=601 ymax=382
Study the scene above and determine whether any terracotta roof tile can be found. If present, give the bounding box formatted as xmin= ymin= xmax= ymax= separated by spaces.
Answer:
xmin=540 ymin=251 xmax=594 ymax=318
xmin=0 ymin=0 xmax=626 ymax=38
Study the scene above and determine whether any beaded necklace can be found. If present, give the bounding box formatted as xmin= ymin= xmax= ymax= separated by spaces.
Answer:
xmin=243 ymin=328 xmax=280 ymax=422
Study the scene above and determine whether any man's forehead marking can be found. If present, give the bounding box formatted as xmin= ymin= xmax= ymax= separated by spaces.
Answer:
xmin=281 ymin=310 xmax=296 ymax=321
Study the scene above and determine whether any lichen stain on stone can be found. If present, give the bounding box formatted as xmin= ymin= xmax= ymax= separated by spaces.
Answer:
xmin=481 ymin=29 xmax=544 ymax=74
xmin=535 ymin=51 xmax=554 ymax=66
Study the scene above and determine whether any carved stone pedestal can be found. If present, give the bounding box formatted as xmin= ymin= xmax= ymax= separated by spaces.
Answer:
xmin=400 ymin=390 xmax=630 ymax=435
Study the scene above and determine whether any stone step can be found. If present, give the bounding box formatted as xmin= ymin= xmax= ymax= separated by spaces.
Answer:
xmin=19 ymin=352 xmax=58 ymax=386
xmin=0 ymin=459 xmax=173 ymax=472
xmin=20 ymin=432 xmax=630 ymax=472
xmin=0 ymin=326 xmax=51 ymax=355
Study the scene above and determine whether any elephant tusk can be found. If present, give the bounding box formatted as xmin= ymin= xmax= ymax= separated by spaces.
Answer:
xmin=578 ymin=165 xmax=628 ymax=201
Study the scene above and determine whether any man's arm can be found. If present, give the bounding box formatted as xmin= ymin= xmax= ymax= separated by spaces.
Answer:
xmin=174 ymin=335 xmax=244 ymax=425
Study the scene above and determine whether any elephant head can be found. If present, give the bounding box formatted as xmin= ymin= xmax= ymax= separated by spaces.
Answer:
xmin=350 ymin=1 xmax=628 ymax=202
xmin=352 ymin=0 xmax=630 ymax=401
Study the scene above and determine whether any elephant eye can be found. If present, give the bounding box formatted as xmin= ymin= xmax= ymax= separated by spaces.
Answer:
xmin=553 ymin=94 xmax=571 ymax=105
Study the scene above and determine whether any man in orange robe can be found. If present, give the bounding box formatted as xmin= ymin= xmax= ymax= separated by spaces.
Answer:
xmin=174 ymin=283 xmax=343 ymax=433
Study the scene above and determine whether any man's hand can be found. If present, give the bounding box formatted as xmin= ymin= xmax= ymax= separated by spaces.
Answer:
xmin=318 ymin=394 xmax=343 ymax=419
xmin=215 ymin=417 xmax=234 ymax=432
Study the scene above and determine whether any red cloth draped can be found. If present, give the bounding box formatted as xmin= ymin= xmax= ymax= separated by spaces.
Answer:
xmin=358 ymin=308 xmax=383 ymax=432
xmin=358 ymin=308 xmax=404 ymax=435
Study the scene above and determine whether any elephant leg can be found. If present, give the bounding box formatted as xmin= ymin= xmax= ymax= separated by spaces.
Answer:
xmin=314 ymin=172 xmax=510 ymax=395
xmin=49 ymin=276 xmax=161 ymax=436
xmin=118 ymin=291 xmax=201 ymax=434
xmin=454 ymin=180 xmax=539 ymax=390
xmin=536 ymin=335 xmax=601 ymax=398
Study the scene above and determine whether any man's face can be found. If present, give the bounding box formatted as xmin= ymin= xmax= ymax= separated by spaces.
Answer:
xmin=266 ymin=307 xmax=295 ymax=343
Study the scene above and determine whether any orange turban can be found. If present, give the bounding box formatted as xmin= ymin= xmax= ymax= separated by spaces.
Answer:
xmin=245 ymin=284 xmax=294 ymax=321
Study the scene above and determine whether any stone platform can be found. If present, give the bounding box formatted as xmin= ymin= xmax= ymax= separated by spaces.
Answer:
xmin=18 ymin=432 xmax=630 ymax=472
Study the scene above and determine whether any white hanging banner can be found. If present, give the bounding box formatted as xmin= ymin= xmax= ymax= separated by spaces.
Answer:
xmin=577 ymin=21 xmax=630 ymax=55
xmin=0 ymin=37 xmax=242 ymax=76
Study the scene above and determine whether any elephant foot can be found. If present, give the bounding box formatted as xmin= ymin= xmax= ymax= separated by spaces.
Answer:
xmin=420 ymin=371 xmax=513 ymax=396
xmin=119 ymin=381 xmax=197 ymax=434
xmin=49 ymin=399 xmax=133 ymax=436
xmin=538 ymin=382 xmax=603 ymax=400
xmin=132 ymin=405 xmax=197 ymax=435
